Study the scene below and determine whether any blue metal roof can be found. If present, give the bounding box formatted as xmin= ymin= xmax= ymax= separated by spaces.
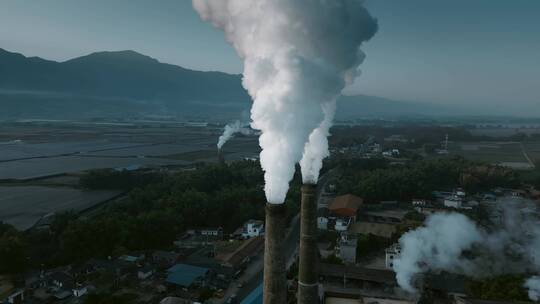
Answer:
xmin=241 ymin=283 xmax=262 ymax=304
xmin=166 ymin=264 xmax=209 ymax=287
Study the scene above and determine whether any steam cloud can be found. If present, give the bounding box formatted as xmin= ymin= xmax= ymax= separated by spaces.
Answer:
xmin=526 ymin=277 xmax=540 ymax=301
xmin=393 ymin=198 xmax=540 ymax=300
xmin=394 ymin=213 xmax=482 ymax=293
xmin=193 ymin=0 xmax=377 ymax=203
xmin=217 ymin=120 xmax=253 ymax=150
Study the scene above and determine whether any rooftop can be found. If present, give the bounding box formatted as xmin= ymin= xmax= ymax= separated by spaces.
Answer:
xmin=364 ymin=209 xmax=408 ymax=221
xmin=349 ymin=222 xmax=397 ymax=238
xmin=166 ymin=264 xmax=209 ymax=287
xmin=245 ymin=219 xmax=264 ymax=227
xmin=329 ymin=194 xmax=363 ymax=216
xmin=320 ymin=263 xmax=396 ymax=284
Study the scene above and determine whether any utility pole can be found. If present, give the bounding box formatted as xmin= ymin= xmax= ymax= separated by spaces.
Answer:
xmin=298 ymin=184 xmax=319 ymax=304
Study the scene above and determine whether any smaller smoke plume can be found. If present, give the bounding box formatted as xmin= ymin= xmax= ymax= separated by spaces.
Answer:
xmin=300 ymin=100 xmax=336 ymax=184
xmin=393 ymin=198 xmax=540 ymax=299
xmin=217 ymin=120 xmax=253 ymax=150
xmin=393 ymin=213 xmax=482 ymax=293
xmin=526 ymin=276 xmax=540 ymax=301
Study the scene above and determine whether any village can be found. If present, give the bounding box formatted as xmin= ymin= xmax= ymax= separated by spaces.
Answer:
xmin=1 ymin=125 xmax=540 ymax=304
xmin=3 ymin=176 xmax=539 ymax=304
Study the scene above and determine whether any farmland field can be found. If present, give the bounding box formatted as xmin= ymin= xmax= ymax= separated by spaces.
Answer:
xmin=0 ymin=121 xmax=260 ymax=230
xmin=0 ymin=156 xmax=190 ymax=180
xmin=0 ymin=122 xmax=259 ymax=180
xmin=523 ymin=142 xmax=540 ymax=166
xmin=450 ymin=141 xmax=535 ymax=169
xmin=0 ymin=186 xmax=122 ymax=230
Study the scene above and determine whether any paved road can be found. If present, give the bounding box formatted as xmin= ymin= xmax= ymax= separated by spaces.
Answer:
xmin=521 ymin=142 xmax=536 ymax=169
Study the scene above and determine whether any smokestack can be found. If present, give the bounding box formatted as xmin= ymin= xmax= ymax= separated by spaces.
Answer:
xmin=264 ymin=203 xmax=287 ymax=304
xmin=217 ymin=148 xmax=225 ymax=164
xmin=298 ymin=184 xmax=319 ymax=303
xmin=193 ymin=1 xmax=378 ymax=302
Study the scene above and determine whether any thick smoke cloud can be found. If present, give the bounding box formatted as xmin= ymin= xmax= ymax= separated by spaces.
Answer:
xmin=526 ymin=276 xmax=540 ymax=301
xmin=393 ymin=198 xmax=540 ymax=300
xmin=394 ymin=213 xmax=482 ymax=293
xmin=193 ymin=0 xmax=377 ymax=203
xmin=217 ymin=120 xmax=252 ymax=150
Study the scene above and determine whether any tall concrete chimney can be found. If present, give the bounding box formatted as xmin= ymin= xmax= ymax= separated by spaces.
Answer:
xmin=263 ymin=203 xmax=287 ymax=304
xmin=298 ymin=183 xmax=319 ymax=303
xmin=217 ymin=148 xmax=225 ymax=164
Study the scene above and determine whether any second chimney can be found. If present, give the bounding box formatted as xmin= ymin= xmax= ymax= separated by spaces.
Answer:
xmin=298 ymin=183 xmax=319 ymax=303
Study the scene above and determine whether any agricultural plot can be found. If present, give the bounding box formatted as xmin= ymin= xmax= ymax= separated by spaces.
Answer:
xmin=0 ymin=186 xmax=122 ymax=230
xmin=0 ymin=140 xmax=143 ymax=161
xmin=523 ymin=142 xmax=540 ymax=166
xmin=450 ymin=142 xmax=534 ymax=169
xmin=0 ymin=156 xmax=189 ymax=180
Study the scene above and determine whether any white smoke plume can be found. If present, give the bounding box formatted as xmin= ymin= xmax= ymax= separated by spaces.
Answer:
xmin=193 ymin=0 xmax=377 ymax=203
xmin=525 ymin=276 xmax=540 ymax=301
xmin=394 ymin=213 xmax=483 ymax=293
xmin=393 ymin=198 xmax=540 ymax=299
xmin=217 ymin=120 xmax=253 ymax=150
xmin=300 ymin=99 xmax=336 ymax=184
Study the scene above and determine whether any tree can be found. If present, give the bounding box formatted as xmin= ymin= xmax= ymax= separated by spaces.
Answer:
xmin=0 ymin=232 xmax=28 ymax=274
xmin=467 ymin=275 xmax=529 ymax=301
xmin=356 ymin=234 xmax=391 ymax=260
xmin=321 ymin=254 xmax=343 ymax=265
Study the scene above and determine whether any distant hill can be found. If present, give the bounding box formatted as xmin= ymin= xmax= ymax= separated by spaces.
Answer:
xmin=0 ymin=48 xmax=460 ymax=121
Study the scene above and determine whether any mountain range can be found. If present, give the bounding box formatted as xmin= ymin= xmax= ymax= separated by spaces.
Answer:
xmin=0 ymin=48 xmax=462 ymax=121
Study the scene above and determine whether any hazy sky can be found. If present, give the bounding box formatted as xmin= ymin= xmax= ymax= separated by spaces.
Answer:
xmin=1 ymin=0 xmax=539 ymax=114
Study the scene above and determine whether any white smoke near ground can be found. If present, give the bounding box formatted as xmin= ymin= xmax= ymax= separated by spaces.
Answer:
xmin=526 ymin=276 xmax=540 ymax=301
xmin=217 ymin=120 xmax=253 ymax=150
xmin=393 ymin=213 xmax=483 ymax=293
xmin=393 ymin=198 xmax=540 ymax=300
xmin=193 ymin=0 xmax=377 ymax=203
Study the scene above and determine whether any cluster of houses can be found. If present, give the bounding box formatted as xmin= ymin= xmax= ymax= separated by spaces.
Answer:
xmin=329 ymin=135 xmax=408 ymax=161
xmin=1 ymin=219 xmax=265 ymax=304
xmin=317 ymin=193 xmax=409 ymax=265
xmin=412 ymin=186 xmax=540 ymax=216
xmin=318 ymin=185 xmax=540 ymax=271
xmin=313 ymin=186 xmax=540 ymax=304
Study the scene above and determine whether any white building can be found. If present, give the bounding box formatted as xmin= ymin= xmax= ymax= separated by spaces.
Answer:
xmin=385 ymin=243 xmax=401 ymax=270
xmin=5 ymin=290 xmax=24 ymax=304
xmin=444 ymin=195 xmax=463 ymax=209
xmin=73 ymin=285 xmax=88 ymax=297
xmin=412 ymin=199 xmax=427 ymax=207
xmin=318 ymin=217 xmax=329 ymax=230
xmin=242 ymin=220 xmax=264 ymax=238
xmin=334 ymin=218 xmax=351 ymax=232
xmin=338 ymin=233 xmax=358 ymax=264
xmin=138 ymin=266 xmax=155 ymax=280
xmin=317 ymin=208 xmax=329 ymax=230
xmin=455 ymin=188 xmax=466 ymax=197
xmin=199 ymin=227 xmax=223 ymax=238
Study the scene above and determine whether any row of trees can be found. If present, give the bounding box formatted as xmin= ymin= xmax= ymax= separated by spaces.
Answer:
xmin=1 ymin=161 xmax=302 ymax=273
xmin=331 ymin=156 xmax=520 ymax=202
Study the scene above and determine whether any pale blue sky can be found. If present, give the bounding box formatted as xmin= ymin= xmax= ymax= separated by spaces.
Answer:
xmin=1 ymin=0 xmax=539 ymax=114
